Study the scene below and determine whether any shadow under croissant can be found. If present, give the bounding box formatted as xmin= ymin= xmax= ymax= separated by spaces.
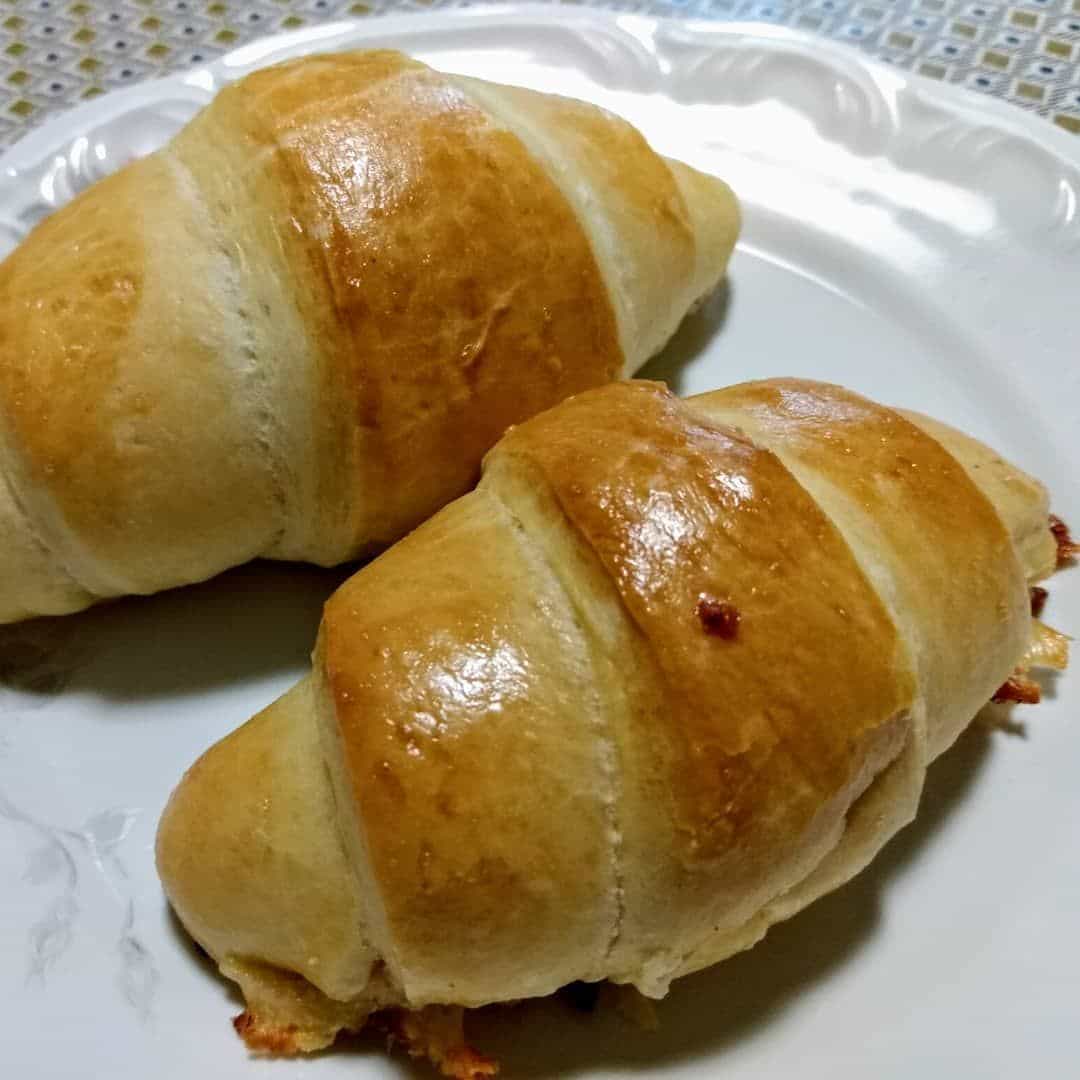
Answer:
xmin=638 ymin=280 xmax=733 ymax=396
xmin=221 ymin=721 xmax=991 ymax=1077
xmin=0 ymin=560 xmax=354 ymax=705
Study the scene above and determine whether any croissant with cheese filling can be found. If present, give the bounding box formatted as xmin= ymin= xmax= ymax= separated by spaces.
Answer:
xmin=157 ymin=378 xmax=1070 ymax=1076
xmin=0 ymin=50 xmax=737 ymax=623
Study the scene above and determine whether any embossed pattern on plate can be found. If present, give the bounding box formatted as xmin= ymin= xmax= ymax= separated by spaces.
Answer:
xmin=1 ymin=9 xmax=1078 ymax=1079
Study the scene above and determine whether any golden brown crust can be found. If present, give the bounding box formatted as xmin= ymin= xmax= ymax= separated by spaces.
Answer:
xmin=322 ymin=489 xmax=620 ymax=1005
xmin=689 ymin=380 xmax=1030 ymax=761
xmin=0 ymin=154 xmax=282 ymax=598
xmin=451 ymin=78 xmax=708 ymax=371
xmin=174 ymin=50 xmax=623 ymax=551
xmin=0 ymin=50 xmax=736 ymax=621
xmin=320 ymin=381 xmax=916 ymax=1002
xmin=487 ymin=382 xmax=915 ymax=986
xmin=896 ymin=408 xmax=1058 ymax=583
xmin=665 ymin=380 xmax=1037 ymax=975
xmin=157 ymin=378 xmax=1053 ymax=1062
xmin=491 ymin=382 xmax=912 ymax=863
xmin=483 ymin=85 xmax=694 ymax=255
xmin=155 ymin=679 xmax=379 ymax=1004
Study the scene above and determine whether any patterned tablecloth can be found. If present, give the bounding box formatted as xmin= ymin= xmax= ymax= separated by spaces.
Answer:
xmin=2 ymin=0 xmax=1080 ymax=148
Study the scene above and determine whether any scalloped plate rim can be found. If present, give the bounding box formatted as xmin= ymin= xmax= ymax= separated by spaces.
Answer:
xmin=2 ymin=6 xmax=1080 ymax=176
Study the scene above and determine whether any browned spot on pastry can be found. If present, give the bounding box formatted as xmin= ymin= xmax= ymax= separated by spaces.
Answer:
xmin=231 ymin=1011 xmax=303 ymax=1055
xmin=1049 ymin=514 xmax=1080 ymax=567
xmin=696 ymin=595 xmax=740 ymax=638
xmin=991 ymin=674 xmax=1042 ymax=705
xmin=1029 ymin=585 xmax=1048 ymax=617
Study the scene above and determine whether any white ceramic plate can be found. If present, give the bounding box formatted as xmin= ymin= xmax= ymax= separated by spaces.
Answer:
xmin=1 ymin=6 xmax=1077 ymax=1078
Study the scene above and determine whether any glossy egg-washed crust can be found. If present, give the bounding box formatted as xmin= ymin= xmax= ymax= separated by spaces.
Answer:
xmin=157 ymin=378 xmax=1065 ymax=1063
xmin=0 ymin=50 xmax=738 ymax=622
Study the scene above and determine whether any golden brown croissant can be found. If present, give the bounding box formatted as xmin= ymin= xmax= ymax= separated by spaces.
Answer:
xmin=156 ymin=378 xmax=1069 ymax=1074
xmin=0 ymin=50 xmax=738 ymax=623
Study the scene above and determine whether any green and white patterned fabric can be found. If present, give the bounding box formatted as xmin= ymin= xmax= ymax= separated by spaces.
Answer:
xmin=2 ymin=0 xmax=1080 ymax=146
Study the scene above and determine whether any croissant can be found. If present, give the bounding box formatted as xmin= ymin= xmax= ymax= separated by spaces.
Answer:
xmin=157 ymin=378 xmax=1070 ymax=1074
xmin=0 ymin=50 xmax=738 ymax=624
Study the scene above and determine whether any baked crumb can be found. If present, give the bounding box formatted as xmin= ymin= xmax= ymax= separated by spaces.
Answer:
xmin=232 ymin=1011 xmax=305 ymax=1055
xmin=991 ymin=674 xmax=1042 ymax=705
xmin=1049 ymin=514 xmax=1080 ymax=567
xmin=382 ymin=1006 xmax=499 ymax=1079
xmin=1029 ymin=586 xmax=1048 ymax=617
